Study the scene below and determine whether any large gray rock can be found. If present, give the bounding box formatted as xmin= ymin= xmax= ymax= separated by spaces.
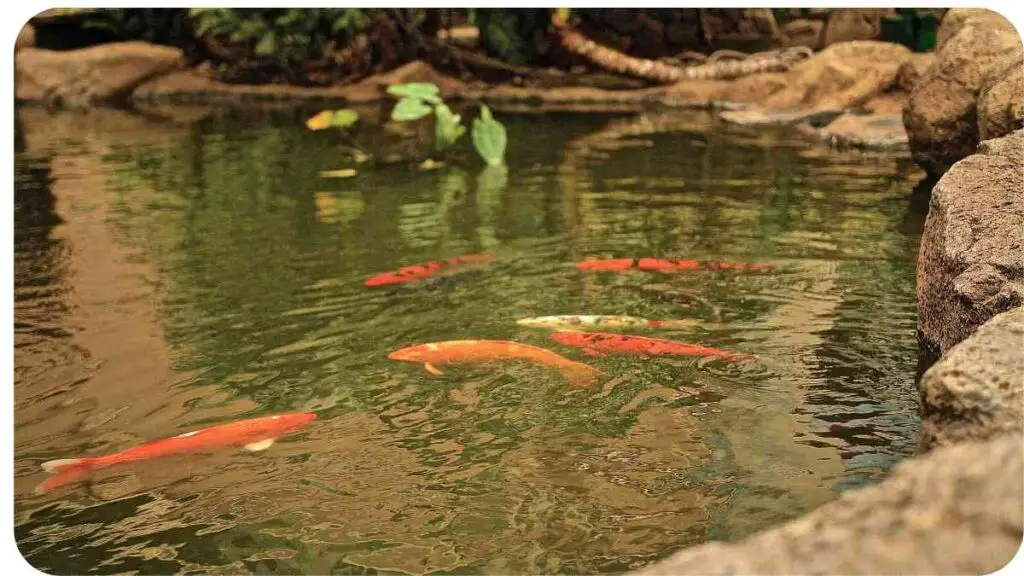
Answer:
xmin=917 ymin=129 xmax=1024 ymax=357
xmin=16 ymin=41 xmax=184 ymax=107
xmin=636 ymin=434 xmax=1023 ymax=575
xmin=903 ymin=9 xmax=1023 ymax=174
xmin=919 ymin=308 xmax=1024 ymax=452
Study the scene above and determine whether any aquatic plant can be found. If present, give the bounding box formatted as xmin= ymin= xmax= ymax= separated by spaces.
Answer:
xmin=387 ymin=82 xmax=508 ymax=165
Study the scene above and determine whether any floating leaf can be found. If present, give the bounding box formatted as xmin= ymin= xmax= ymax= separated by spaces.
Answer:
xmin=471 ymin=104 xmax=507 ymax=166
xmin=433 ymin=103 xmax=466 ymax=151
xmin=305 ymin=109 xmax=359 ymax=131
xmin=387 ymin=83 xmax=442 ymax=104
xmin=319 ymin=168 xmax=358 ymax=179
xmin=391 ymin=97 xmax=433 ymax=122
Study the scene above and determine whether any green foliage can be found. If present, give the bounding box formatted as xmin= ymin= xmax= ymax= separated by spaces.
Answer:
xmin=387 ymin=83 xmax=507 ymax=165
xmin=80 ymin=8 xmax=193 ymax=46
xmin=475 ymin=9 xmax=528 ymax=65
xmin=471 ymin=105 xmax=507 ymax=166
xmin=391 ymin=98 xmax=434 ymax=122
xmin=386 ymin=83 xmax=442 ymax=105
xmin=433 ymin=104 xmax=466 ymax=152
xmin=189 ymin=9 xmax=372 ymax=67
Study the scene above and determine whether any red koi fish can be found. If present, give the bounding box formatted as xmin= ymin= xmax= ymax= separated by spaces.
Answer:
xmin=550 ymin=330 xmax=754 ymax=362
xmin=388 ymin=340 xmax=604 ymax=387
xmin=365 ymin=254 xmax=493 ymax=287
xmin=36 ymin=412 xmax=317 ymax=494
xmin=577 ymin=258 xmax=773 ymax=273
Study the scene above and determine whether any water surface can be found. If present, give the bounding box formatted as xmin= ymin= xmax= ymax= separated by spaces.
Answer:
xmin=14 ymin=106 xmax=924 ymax=574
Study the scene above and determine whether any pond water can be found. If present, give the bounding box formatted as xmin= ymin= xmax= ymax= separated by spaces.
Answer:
xmin=14 ymin=105 xmax=925 ymax=574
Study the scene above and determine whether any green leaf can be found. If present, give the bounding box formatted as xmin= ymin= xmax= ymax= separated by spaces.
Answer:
xmin=391 ymin=97 xmax=433 ymax=122
xmin=471 ymin=105 xmax=507 ymax=166
xmin=386 ymin=83 xmax=442 ymax=105
xmin=328 ymin=109 xmax=359 ymax=129
xmin=255 ymin=32 xmax=277 ymax=55
xmin=434 ymin=103 xmax=466 ymax=151
xmin=305 ymin=109 xmax=360 ymax=131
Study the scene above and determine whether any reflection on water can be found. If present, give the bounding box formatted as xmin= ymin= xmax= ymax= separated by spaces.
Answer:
xmin=14 ymin=106 xmax=923 ymax=574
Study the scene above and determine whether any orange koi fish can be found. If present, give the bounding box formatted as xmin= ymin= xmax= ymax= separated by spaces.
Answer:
xmin=36 ymin=412 xmax=317 ymax=494
xmin=365 ymin=254 xmax=493 ymax=287
xmin=388 ymin=340 xmax=604 ymax=387
xmin=577 ymin=258 xmax=773 ymax=273
xmin=550 ymin=330 xmax=753 ymax=362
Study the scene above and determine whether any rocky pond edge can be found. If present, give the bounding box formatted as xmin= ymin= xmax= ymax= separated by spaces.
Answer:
xmin=13 ymin=8 xmax=1024 ymax=574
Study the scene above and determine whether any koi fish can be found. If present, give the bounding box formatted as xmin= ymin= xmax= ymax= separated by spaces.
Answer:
xmin=577 ymin=258 xmax=773 ymax=273
xmin=516 ymin=315 xmax=704 ymax=331
xmin=550 ymin=330 xmax=753 ymax=362
xmin=365 ymin=254 xmax=493 ymax=287
xmin=388 ymin=340 xmax=604 ymax=387
xmin=36 ymin=412 xmax=317 ymax=494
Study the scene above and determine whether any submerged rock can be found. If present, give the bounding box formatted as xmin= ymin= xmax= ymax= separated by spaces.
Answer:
xmin=917 ymin=129 xmax=1024 ymax=357
xmin=918 ymin=307 xmax=1024 ymax=452
xmin=902 ymin=8 xmax=1023 ymax=174
xmin=800 ymin=92 xmax=909 ymax=150
xmin=16 ymin=41 xmax=184 ymax=107
xmin=635 ymin=434 xmax=1023 ymax=575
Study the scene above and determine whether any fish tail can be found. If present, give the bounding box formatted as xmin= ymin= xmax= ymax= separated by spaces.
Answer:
xmin=36 ymin=458 xmax=98 ymax=494
xmin=558 ymin=361 xmax=604 ymax=388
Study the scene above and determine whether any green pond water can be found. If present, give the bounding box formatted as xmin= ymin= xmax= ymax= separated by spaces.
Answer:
xmin=15 ymin=106 xmax=925 ymax=574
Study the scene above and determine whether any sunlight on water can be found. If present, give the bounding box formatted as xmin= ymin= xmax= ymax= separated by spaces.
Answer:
xmin=14 ymin=106 xmax=923 ymax=574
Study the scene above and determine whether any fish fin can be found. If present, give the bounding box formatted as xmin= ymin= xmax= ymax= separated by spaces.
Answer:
xmin=36 ymin=458 xmax=95 ymax=494
xmin=244 ymin=438 xmax=276 ymax=452
xmin=41 ymin=458 xmax=89 ymax=473
xmin=425 ymin=362 xmax=445 ymax=376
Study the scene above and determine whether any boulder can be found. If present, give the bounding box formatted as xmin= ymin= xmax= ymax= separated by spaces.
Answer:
xmin=636 ymin=434 xmax=1023 ymax=575
xmin=919 ymin=308 xmax=1024 ymax=452
xmin=822 ymin=8 xmax=895 ymax=46
xmin=16 ymin=41 xmax=183 ymax=107
xmin=935 ymin=8 xmax=1001 ymax=51
xmin=978 ymin=52 xmax=1024 ymax=141
xmin=720 ymin=40 xmax=912 ymax=125
xmin=698 ymin=9 xmax=779 ymax=47
xmin=902 ymin=9 xmax=1022 ymax=174
xmin=15 ymin=23 xmax=35 ymax=52
xmin=895 ymin=52 xmax=936 ymax=93
xmin=778 ymin=19 xmax=824 ymax=50
xmin=917 ymin=129 xmax=1024 ymax=357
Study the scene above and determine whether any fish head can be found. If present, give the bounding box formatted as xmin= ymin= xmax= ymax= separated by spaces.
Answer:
xmin=365 ymin=273 xmax=404 ymax=287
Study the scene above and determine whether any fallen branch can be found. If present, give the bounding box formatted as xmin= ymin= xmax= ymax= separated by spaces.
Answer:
xmin=556 ymin=25 xmax=813 ymax=84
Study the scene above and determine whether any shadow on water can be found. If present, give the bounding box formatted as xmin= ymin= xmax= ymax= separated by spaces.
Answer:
xmin=14 ymin=106 xmax=926 ymax=574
